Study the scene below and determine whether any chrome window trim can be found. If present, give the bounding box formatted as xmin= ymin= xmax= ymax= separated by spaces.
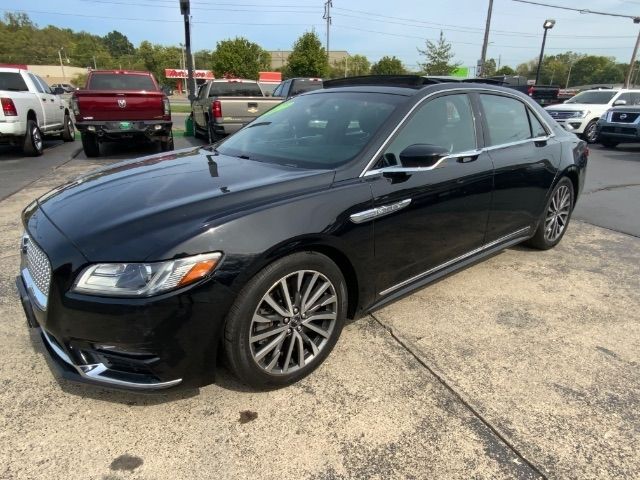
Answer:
xmin=360 ymin=87 xmax=555 ymax=177
xmin=363 ymin=148 xmax=484 ymax=177
xmin=41 ymin=330 xmax=182 ymax=390
xmin=378 ymin=227 xmax=531 ymax=296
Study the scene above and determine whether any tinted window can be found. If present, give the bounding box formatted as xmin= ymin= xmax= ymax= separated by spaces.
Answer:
xmin=36 ymin=75 xmax=52 ymax=94
xmin=528 ymin=110 xmax=548 ymax=137
xmin=208 ymin=82 xmax=263 ymax=97
xmin=272 ymin=82 xmax=284 ymax=97
xmin=0 ymin=72 xmax=28 ymax=91
xmin=480 ymin=94 xmax=532 ymax=145
xmin=614 ymin=92 xmax=640 ymax=105
xmin=217 ymin=92 xmax=402 ymax=169
xmin=382 ymin=94 xmax=476 ymax=167
xmin=28 ymin=73 xmax=44 ymax=93
xmin=259 ymin=82 xmax=278 ymax=96
xmin=290 ymin=80 xmax=323 ymax=97
xmin=565 ymin=91 xmax=616 ymax=104
xmin=88 ymin=73 xmax=157 ymax=91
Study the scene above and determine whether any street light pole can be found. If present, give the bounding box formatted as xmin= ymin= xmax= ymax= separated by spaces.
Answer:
xmin=624 ymin=18 xmax=640 ymax=88
xmin=180 ymin=0 xmax=196 ymax=102
xmin=58 ymin=47 xmax=66 ymax=81
xmin=535 ymin=19 xmax=555 ymax=85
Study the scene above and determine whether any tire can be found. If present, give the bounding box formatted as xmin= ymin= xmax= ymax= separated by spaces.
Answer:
xmin=600 ymin=138 xmax=619 ymax=149
xmin=62 ymin=114 xmax=75 ymax=142
xmin=582 ymin=120 xmax=598 ymax=143
xmin=224 ymin=251 xmax=347 ymax=389
xmin=526 ymin=177 xmax=574 ymax=250
xmin=207 ymin=123 xmax=219 ymax=144
xmin=22 ymin=119 xmax=44 ymax=156
xmin=81 ymin=132 xmax=100 ymax=157
xmin=160 ymin=131 xmax=174 ymax=152
xmin=191 ymin=113 xmax=202 ymax=139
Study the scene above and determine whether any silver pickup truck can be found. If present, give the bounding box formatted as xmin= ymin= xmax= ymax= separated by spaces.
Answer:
xmin=191 ymin=79 xmax=282 ymax=142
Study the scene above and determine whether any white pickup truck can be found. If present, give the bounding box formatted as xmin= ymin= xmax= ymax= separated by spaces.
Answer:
xmin=0 ymin=67 xmax=74 ymax=156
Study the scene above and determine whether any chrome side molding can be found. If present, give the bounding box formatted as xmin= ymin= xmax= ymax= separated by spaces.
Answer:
xmin=350 ymin=198 xmax=412 ymax=224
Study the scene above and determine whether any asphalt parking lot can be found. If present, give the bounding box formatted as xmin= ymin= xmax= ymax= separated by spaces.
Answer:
xmin=0 ymin=142 xmax=638 ymax=479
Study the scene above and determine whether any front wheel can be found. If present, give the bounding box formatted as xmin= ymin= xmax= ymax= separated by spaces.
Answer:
xmin=582 ymin=120 xmax=598 ymax=143
xmin=526 ymin=177 xmax=574 ymax=250
xmin=224 ymin=252 xmax=347 ymax=389
xmin=62 ymin=114 xmax=75 ymax=142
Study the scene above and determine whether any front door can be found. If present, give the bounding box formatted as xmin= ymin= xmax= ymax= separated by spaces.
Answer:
xmin=364 ymin=92 xmax=494 ymax=296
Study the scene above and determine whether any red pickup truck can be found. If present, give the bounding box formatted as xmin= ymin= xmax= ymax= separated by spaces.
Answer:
xmin=70 ymin=70 xmax=173 ymax=157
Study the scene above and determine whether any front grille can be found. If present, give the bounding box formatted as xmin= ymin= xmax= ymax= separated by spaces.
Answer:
xmin=24 ymin=234 xmax=51 ymax=299
xmin=611 ymin=112 xmax=640 ymax=123
xmin=548 ymin=110 xmax=580 ymax=120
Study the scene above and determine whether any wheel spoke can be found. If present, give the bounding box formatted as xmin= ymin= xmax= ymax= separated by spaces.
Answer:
xmin=279 ymin=278 xmax=295 ymax=316
xmin=265 ymin=336 xmax=286 ymax=372
xmin=295 ymin=331 xmax=305 ymax=369
xmin=301 ymin=273 xmax=319 ymax=309
xmin=254 ymin=331 xmax=287 ymax=361
xmin=303 ymin=281 xmax=330 ymax=312
xmin=263 ymin=292 xmax=291 ymax=318
xmin=282 ymin=334 xmax=296 ymax=373
xmin=250 ymin=325 xmax=289 ymax=343
xmin=253 ymin=313 xmax=274 ymax=323
xmin=304 ymin=322 xmax=331 ymax=338
xmin=299 ymin=330 xmax=319 ymax=356
xmin=303 ymin=312 xmax=337 ymax=324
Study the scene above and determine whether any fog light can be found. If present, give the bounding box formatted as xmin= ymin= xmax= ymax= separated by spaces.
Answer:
xmin=154 ymin=124 xmax=162 ymax=130
xmin=87 ymin=125 xmax=96 ymax=132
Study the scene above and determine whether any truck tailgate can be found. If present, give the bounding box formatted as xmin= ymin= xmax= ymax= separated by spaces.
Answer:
xmin=216 ymin=97 xmax=282 ymax=125
xmin=75 ymin=91 xmax=165 ymax=120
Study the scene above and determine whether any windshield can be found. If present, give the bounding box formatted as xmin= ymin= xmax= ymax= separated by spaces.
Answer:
xmin=565 ymin=91 xmax=617 ymax=104
xmin=88 ymin=73 xmax=157 ymax=91
xmin=217 ymin=92 xmax=403 ymax=169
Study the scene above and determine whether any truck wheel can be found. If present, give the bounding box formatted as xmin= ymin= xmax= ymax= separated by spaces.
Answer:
xmin=160 ymin=131 xmax=174 ymax=152
xmin=62 ymin=115 xmax=75 ymax=142
xmin=23 ymin=120 xmax=44 ymax=156
xmin=81 ymin=133 xmax=100 ymax=157
xmin=600 ymin=138 xmax=618 ymax=149
xmin=582 ymin=120 xmax=598 ymax=143
xmin=208 ymin=124 xmax=219 ymax=144
xmin=191 ymin=112 xmax=202 ymax=139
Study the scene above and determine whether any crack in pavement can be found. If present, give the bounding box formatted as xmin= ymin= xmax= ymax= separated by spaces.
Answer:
xmin=370 ymin=312 xmax=548 ymax=480
xmin=583 ymin=183 xmax=640 ymax=194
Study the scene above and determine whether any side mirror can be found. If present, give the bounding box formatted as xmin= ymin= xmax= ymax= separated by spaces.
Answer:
xmin=399 ymin=144 xmax=450 ymax=168
xmin=52 ymin=87 xmax=65 ymax=95
xmin=613 ymin=99 xmax=627 ymax=106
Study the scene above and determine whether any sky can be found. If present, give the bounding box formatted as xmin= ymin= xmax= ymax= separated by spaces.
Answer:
xmin=3 ymin=0 xmax=640 ymax=71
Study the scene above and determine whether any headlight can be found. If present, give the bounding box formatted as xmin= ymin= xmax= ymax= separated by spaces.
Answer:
xmin=73 ymin=252 xmax=222 ymax=297
xmin=70 ymin=97 xmax=80 ymax=116
xmin=577 ymin=110 xmax=590 ymax=118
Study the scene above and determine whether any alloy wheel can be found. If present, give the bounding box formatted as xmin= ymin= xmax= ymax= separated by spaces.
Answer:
xmin=33 ymin=126 xmax=43 ymax=151
xmin=67 ymin=117 xmax=75 ymax=139
xmin=584 ymin=122 xmax=597 ymax=143
xmin=544 ymin=184 xmax=571 ymax=242
xmin=249 ymin=270 xmax=338 ymax=375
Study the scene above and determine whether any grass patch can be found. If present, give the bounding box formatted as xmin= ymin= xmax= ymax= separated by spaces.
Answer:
xmin=170 ymin=104 xmax=192 ymax=113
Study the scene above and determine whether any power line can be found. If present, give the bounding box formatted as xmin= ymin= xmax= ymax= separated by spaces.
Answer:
xmin=512 ymin=0 xmax=640 ymax=20
xmin=77 ymin=0 xmax=320 ymax=13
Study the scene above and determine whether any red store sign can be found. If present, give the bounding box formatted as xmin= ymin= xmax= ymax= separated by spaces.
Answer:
xmin=164 ymin=69 xmax=214 ymax=79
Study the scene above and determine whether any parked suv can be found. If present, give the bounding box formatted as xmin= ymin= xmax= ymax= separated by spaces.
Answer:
xmin=596 ymin=105 xmax=640 ymax=148
xmin=545 ymin=88 xmax=640 ymax=143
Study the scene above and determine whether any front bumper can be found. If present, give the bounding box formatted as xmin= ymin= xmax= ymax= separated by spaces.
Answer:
xmin=553 ymin=118 xmax=586 ymax=134
xmin=75 ymin=119 xmax=172 ymax=141
xmin=596 ymin=123 xmax=640 ymax=142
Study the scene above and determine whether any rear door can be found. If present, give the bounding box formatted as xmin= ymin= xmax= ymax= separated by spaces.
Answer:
xmin=35 ymin=75 xmax=64 ymax=129
xmin=477 ymin=93 xmax=560 ymax=242
xmin=365 ymin=92 xmax=494 ymax=296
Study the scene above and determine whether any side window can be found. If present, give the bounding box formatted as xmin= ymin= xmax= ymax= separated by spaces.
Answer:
xmin=28 ymin=73 xmax=44 ymax=93
xmin=631 ymin=92 xmax=640 ymax=105
xmin=272 ymin=83 xmax=284 ymax=97
xmin=615 ymin=92 xmax=631 ymax=105
xmin=198 ymin=83 xmax=208 ymax=99
xmin=381 ymin=94 xmax=476 ymax=167
xmin=528 ymin=109 xmax=548 ymax=137
xmin=36 ymin=76 xmax=52 ymax=94
xmin=480 ymin=94 xmax=532 ymax=146
xmin=282 ymin=80 xmax=291 ymax=97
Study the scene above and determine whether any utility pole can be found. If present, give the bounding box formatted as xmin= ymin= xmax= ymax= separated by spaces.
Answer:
xmin=93 ymin=56 xmax=97 ymax=70
xmin=180 ymin=0 xmax=196 ymax=102
xmin=479 ymin=0 xmax=494 ymax=77
xmin=625 ymin=18 xmax=640 ymax=88
xmin=58 ymin=47 xmax=66 ymax=80
xmin=323 ymin=0 xmax=332 ymax=61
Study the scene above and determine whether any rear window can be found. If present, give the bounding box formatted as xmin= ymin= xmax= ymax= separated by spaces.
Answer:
xmin=88 ymin=73 xmax=157 ymax=91
xmin=290 ymin=80 xmax=322 ymax=97
xmin=0 ymin=72 xmax=28 ymax=92
xmin=208 ymin=82 xmax=263 ymax=97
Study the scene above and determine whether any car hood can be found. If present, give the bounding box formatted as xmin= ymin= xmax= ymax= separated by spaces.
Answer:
xmin=37 ymin=146 xmax=335 ymax=261
xmin=545 ymin=103 xmax=601 ymax=111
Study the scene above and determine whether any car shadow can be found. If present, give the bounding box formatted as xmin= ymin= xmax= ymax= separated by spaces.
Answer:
xmin=0 ymin=140 xmax=64 ymax=161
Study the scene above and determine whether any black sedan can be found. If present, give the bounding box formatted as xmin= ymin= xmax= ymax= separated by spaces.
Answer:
xmin=16 ymin=76 xmax=588 ymax=391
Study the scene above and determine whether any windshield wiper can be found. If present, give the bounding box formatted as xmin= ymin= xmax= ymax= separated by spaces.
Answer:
xmin=247 ymin=122 xmax=272 ymax=129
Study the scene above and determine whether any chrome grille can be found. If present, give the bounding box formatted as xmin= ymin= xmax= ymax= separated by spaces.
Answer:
xmin=611 ymin=111 xmax=640 ymax=123
xmin=23 ymin=234 xmax=51 ymax=300
xmin=547 ymin=110 xmax=580 ymax=120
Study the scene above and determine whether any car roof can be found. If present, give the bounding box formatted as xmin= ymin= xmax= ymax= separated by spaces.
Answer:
xmin=0 ymin=68 xmax=24 ymax=73
xmin=307 ymin=82 xmax=525 ymax=98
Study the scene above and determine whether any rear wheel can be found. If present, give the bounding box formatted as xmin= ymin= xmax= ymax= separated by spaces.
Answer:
xmin=526 ymin=177 xmax=574 ymax=250
xmin=207 ymin=123 xmax=219 ymax=144
xmin=600 ymin=138 xmax=619 ymax=148
xmin=160 ymin=131 xmax=174 ymax=151
xmin=81 ymin=132 xmax=100 ymax=157
xmin=23 ymin=119 xmax=43 ymax=156
xmin=582 ymin=120 xmax=598 ymax=143
xmin=62 ymin=114 xmax=75 ymax=142
xmin=224 ymin=252 xmax=347 ymax=389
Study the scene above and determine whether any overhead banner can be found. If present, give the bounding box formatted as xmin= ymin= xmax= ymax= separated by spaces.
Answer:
xmin=164 ymin=69 xmax=214 ymax=79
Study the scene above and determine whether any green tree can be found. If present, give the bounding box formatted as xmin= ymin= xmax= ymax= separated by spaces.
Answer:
xmin=103 ymin=31 xmax=134 ymax=58
xmin=483 ymin=58 xmax=497 ymax=77
xmin=495 ymin=65 xmax=515 ymax=76
xmin=211 ymin=37 xmax=270 ymax=78
xmin=284 ymin=31 xmax=328 ymax=78
xmin=418 ymin=31 xmax=461 ymax=75
xmin=329 ymin=54 xmax=370 ymax=78
xmin=370 ymin=56 xmax=406 ymax=75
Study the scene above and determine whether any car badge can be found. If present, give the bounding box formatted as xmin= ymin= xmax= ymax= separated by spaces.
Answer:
xmin=620 ymin=113 xmax=627 ymax=120
xmin=248 ymin=106 xmax=258 ymax=114
xmin=118 ymin=99 xmax=127 ymax=108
